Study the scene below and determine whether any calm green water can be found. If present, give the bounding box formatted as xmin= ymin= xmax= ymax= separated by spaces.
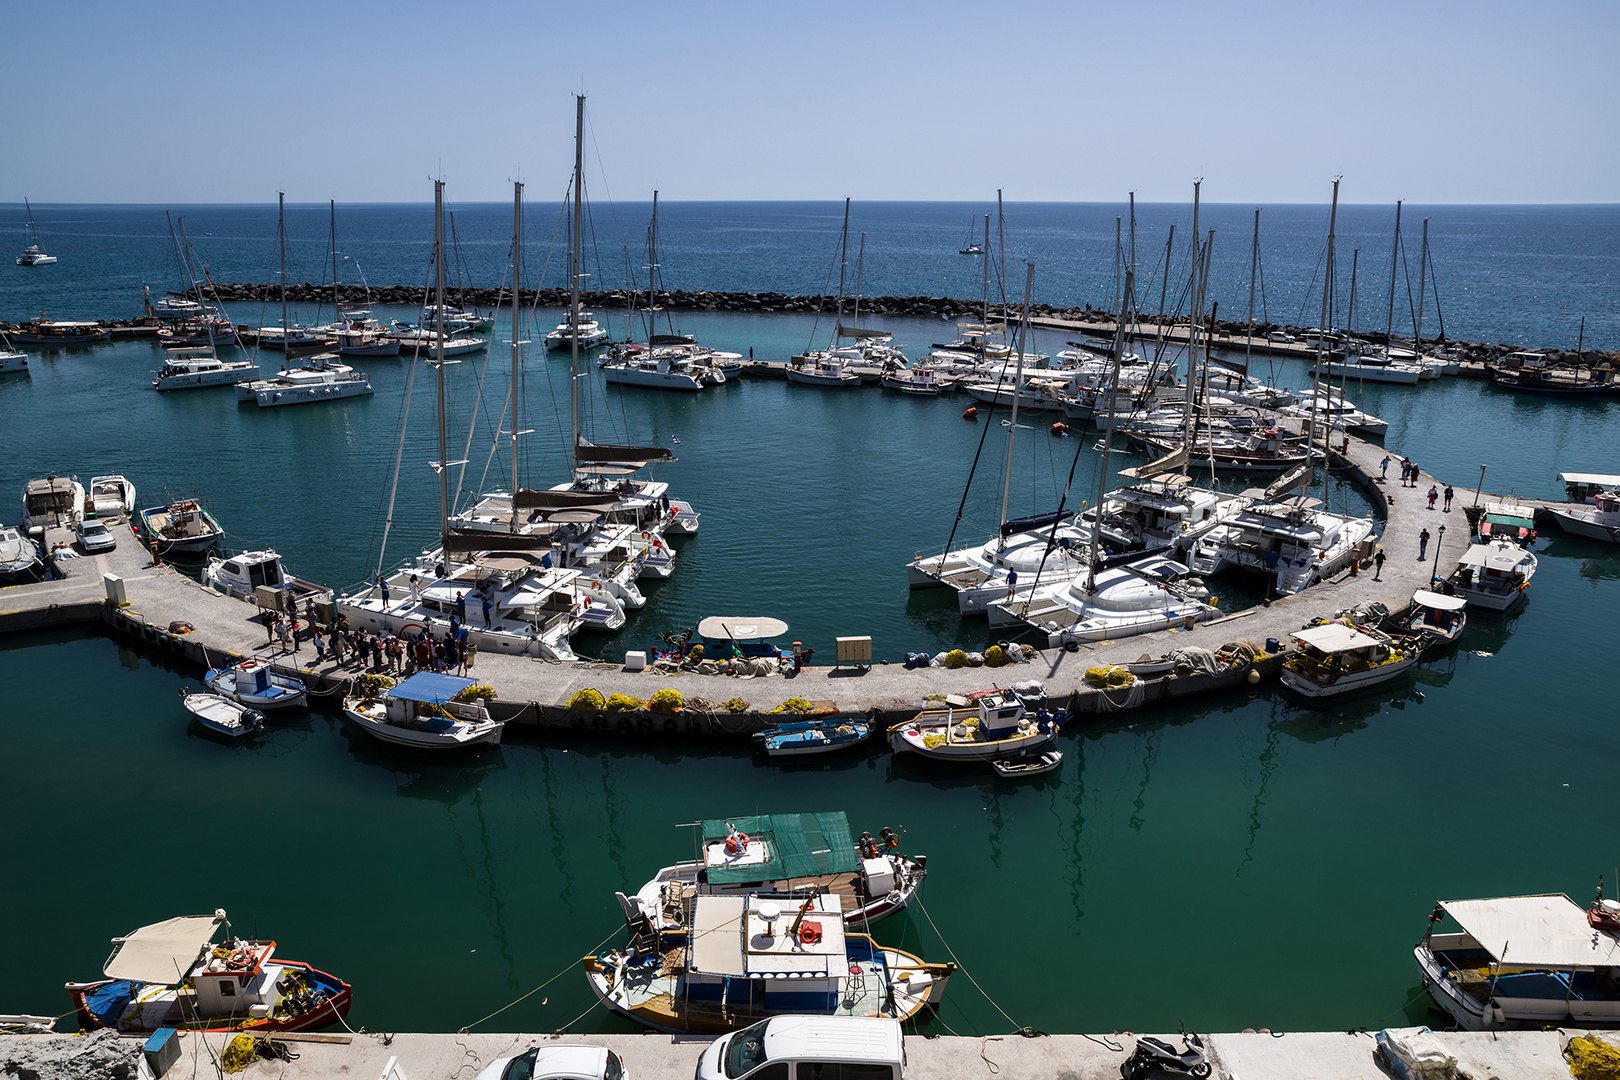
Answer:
xmin=5 ymin=529 xmax=1617 ymax=1035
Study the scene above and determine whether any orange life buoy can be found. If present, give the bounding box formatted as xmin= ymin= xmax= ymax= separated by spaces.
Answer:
xmin=724 ymin=830 xmax=750 ymax=855
xmin=239 ymin=659 xmax=261 ymax=671
xmin=641 ymin=531 xmax=651 ymax=541
xmin=591 ymin=579 xmax=602 ymax=590
xmin=799 ymin=922 xmax=822 ymax=945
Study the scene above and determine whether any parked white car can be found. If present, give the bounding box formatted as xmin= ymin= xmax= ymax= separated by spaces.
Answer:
xmin=697 ymin=1017 xmax=905 ymax=1080
xmin=474 ymin=1045 xmax=626 ymax=1080
xmin=1267 ymin=331 xmax=1296 ymax=343
xmin=75 ymin=517 xmax=117 ymax=553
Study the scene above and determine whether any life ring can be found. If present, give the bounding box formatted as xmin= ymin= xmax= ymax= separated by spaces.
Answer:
xmin=591 ymin=579 xmax=602 ymax=590
xmin=725 ymin=831 xmax=750 ymax=855
xmin=239 ymin=659 xmax=262 ymax=671
xmin=799 ymin=923 xmax=822 ymax=945
xmin=227 ymin=947 xmax=254 ymax=970
xmin=641 ymin=531 xmax=651 ymax=541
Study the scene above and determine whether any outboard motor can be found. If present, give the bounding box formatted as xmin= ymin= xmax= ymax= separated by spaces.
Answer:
xmin=1121 ymin=1028 xmax=1210 ymax=1079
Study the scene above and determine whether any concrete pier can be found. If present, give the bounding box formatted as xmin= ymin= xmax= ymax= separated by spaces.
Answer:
xmin=0 ymin=1025 xmax=1601 ymax=1080
xmin=0 ymin=431 xmax=1476 ymax=737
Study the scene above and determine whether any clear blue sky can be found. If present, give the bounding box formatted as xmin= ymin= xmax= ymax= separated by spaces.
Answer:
xmin=8 ymin=0 xmax=1616 ymax=204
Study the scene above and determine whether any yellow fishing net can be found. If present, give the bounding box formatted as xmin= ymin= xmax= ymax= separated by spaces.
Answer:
xmin=1084 ymin=665 xmax=1135 ymax=689
xmin=1568 ymin=1035 xmax=1620 ymax=1080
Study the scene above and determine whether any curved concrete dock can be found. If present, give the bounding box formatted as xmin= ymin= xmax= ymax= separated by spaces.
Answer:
xmin=0 ymin=431 xmax=1475 ymax=732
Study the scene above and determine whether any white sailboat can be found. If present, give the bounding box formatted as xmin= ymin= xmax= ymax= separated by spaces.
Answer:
xmin=16 ymin=198 xmax=56 ymax=265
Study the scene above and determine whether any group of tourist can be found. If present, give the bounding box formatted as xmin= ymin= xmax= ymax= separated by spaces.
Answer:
xmin=264 ymin=598 xmax=477 ymax=678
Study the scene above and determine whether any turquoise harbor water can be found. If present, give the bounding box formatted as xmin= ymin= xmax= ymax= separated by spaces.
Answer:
xmin=1 ymin=202 xmax=1618 ymax=1035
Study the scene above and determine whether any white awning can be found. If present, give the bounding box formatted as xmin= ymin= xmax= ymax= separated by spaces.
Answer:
xmin=1558 ymin=472 xmax=1620 ymax=487
xmin=1440 ymin=894 xmax=1620 ymax=969
xmin=1412 ymin=590 xmax=1467 ymax=611
xmin=698 ymin=617 xmax=789 ymax=640
xmin=1290 ymin=623 xmax=1382 ymax=653
xmin=689 ymin=896 xmax=746 ymax=976
xmin=104 ymin=912 xmax=225 ymax=983
xmin=1458 ymin=543 xmax=1531 ymax=571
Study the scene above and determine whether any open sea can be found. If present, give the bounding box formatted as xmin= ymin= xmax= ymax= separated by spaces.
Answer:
xmin=1 ymin=201 xmax=1617 ymax=1036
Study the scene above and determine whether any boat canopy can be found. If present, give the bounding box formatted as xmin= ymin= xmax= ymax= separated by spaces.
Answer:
xmin=104 ymin=912 xmax=225 ymax=983
xmin=510 ymin=489 xmax=619 ymax=510
xmin=648 ymin=334 xmax=696 ymax=347
xmin=443 ymin=530 xmax=555 ymax=553
xmin=836 ymin=324 xmax=890 ymax=340
xmin=1411 ymin=590 xmax=1467 ymax=612
xmin=575 ymin=436 xmax=675 ymax=467
xmin=1559 ymin=472 xmax=1620 ymax=487
xmin=1290 ymin=624 xmax=1383 ymax=654
xmin=1458 ymin=543 xmax=1531 ymax=571
xmin=697 ymin=812 xmax=859 ymax=885
xmin=1439 ymin=894 xmax=1620 ymax=969
xmin=388 ymin=672 xmax=476 ymax=705
xmin=697 ymin=616 xmax=788 ymax=640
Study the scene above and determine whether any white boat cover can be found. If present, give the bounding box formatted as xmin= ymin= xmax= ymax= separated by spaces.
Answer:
xmin=1290 ymin=623 xmax=1382 ymax=653
xmin=689 ymin=896 xmax=747 ymax=975
xmin=104 ymin=912 xmax=224 ymax=983
xmin=1558 ymin=472 xmax=1620 ymax=487
xmin=1439 ymin=894 xmax=1620 ymax=968
xmin=698 ymin=617 xmax=789 ymax=640
xmin=1457 ymin=543 xmax=1532 ymax=572
xmin=1412 ymin=590 xmax=1467 ymax=611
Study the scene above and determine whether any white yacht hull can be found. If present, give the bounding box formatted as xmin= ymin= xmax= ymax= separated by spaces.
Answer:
xmin=254 ymin=380 xmax=373 ymax=407
xmin=1546 ymin=508 xmax=1620 ymax=543
xmin=603 ymin=365 xmax=703 ymax=391
xmin=154 ymin=364 xmax=260 ymax=391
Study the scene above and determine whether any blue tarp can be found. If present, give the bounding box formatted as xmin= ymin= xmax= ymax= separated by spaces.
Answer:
xmin=389 ymin=672 xmax=475 ymax=704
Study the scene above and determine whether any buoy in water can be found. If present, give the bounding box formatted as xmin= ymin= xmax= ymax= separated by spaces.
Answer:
xmin=1050 ymin=421 xmax=1067 ymax=436
xmin=962 ymin=407 xmax=978 ymax=421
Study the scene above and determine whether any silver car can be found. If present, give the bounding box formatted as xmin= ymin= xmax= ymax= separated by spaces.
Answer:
xmin=474 ymin=1045 xmax=626 ymax=1080
xmin=75 ymin=517 xmax=117 ymax=553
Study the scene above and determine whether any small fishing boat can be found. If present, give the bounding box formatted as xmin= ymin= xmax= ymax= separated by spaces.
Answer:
xmin=786 ymin=355 xmax=862 ymax=387
xmin=204 ymin=658 xmax=308 ymax=710
xmin=342 ymin=671 xmax=503 ymax=750
xmin=584 ymin=891 xmax=954 ymax=1033
xmin=1446 ymin=538 xmax=1537 ymax=612
xmin=66 ymin=909 xmax=351 ymax=1034
xmin=181 ymin=690 xmax=265 ymax=738
xmin=1546 ymin=489 xmax=1620 ymax=543
xmin=138 ymin=498 xmax=223 ymax=555
xmin=1558 ymin=472 xmax=1620 ymax=505
xmin=11 ymin=316 xmax=107 ymax=344
xmin=1402 ymin=589 xmax=1467 ymax=654
xmin=1278 ymin=623 xmax=1417 ymax=699
xmin=879 ymin=364 xmax=943 ymax=396
xmin=205 ymin=549 xmax=331 ymax=605
xmin=753 ymin=717 xmax=872 ymax=757
xmin=1416 ymin=892 xmax=1620 ymax=1030
xmin=990 ymin=749 xmax=1063 ymax=779
xmin=0 ymin=526 xmax=42 ymax=581
xmin=623 ymin=812 xmax=926 ymax=932
xmin=21 ymin=476 xmax=86 ymax=535
xmin=887 ymin=688 xmax=1067 ymax=763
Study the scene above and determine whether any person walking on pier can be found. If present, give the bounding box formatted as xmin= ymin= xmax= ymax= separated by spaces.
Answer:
xmin=265 ymin=613 xmax=277 ymax=645
xmin=1380 ymin=455 xmax=1390 ymax=480
xmin=329 ymin=628 xmax=343 ymax=666
xmin=1402 ymin=456 xmax=1413 ymax=486
xmin=274 ymin=615 xmax=291 ymax=651
xmin=313 ymin=627 xmax=325 ymax=664
xmin=1419 ymin=528 xmax=1431 ymax=559
xmin=288 ymin=615 xmax=301 ymax=656
xmin=1373 ymin=547 xmax=1386 ymax=580
xmin=1444 ymin=485 xmax=1454 ymax=512
xmin=1428 ymin=485 xmax=1439 ymax=510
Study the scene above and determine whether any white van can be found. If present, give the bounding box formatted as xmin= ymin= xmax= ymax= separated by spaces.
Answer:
xmin=696 ymin=1017 xmax=904 ymax=1080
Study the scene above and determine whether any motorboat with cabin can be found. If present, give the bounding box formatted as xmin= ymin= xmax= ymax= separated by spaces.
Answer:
xmin=584 ymin=890 xmax=953 ymax=1033
xmin=1546 ymin=489 xmax=1620 ymax=543
xmin=879 ymin=363 xmax=943 ymax=396
xmin=0 ymin=329 xmax=28 ymax=376
xmin=237 ymin=356 xmax=373 ymax=407
xmin=1278 ymin=622 xmax=1418 ymax=699
xmin=989 ymin=554 xmax=1217 ymax=644
xmin=0 ymin=526 xmax=43 ymax=581
xmin=1279 ymin=391 xmax=1388 ymax=437
xmin=206 ymin=549 xmax=331 ymax=605
xmin=204 ymin=657 xmax=308 ymax=710
xmin=21 ymin=476 xmax=86 ymax=536
xmin=65 ymin=909 xmax=350 ymax=1034
xmin=1086 ymin=474 xmax=1252 ymax=554
xmin=887 ymin=688 xmax=1068 ymax=763
xmin=138 ymin=499 xmax=223 ymax=555
xmin=342 ymin=671 xmax=503 ymax=750
xmin=1416 ymin=892 xmax=1620 ymax=1030
xmin=1402 ymin=589 xmax=1468 ymax=655
xmin=601 ymin=336 xmax=716 ymax=391
xmin=1188 ymin=498 xmax=1374 ymax=596
xmin=545 ymin=310 xmax=611 ymax=351
xmin=1559 ymin=472 xmax=1620 ymax=505
xmin=153 ymin=348 xmax=259 ymax=391
xmin=624 ymin=813 xmax=925 ymax=933
xmin=1445 ymin=538 xmax=1537 ymax=611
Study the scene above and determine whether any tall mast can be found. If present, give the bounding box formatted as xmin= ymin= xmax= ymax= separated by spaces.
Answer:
xmin=1245 ymin=208 xmax=1260 ymax=377
xmin=570 ymin=94 xmax=586 ymax=473
xmin=996 ymin=190 xmax=1008 ymax=343
xmin=980 ymin=214 xmax=990 ymax=339
xmin=1128 ymin=191 xmax=1136 ymax=290
xmin=834 ymin=197 xmax=850 ymax=341
xmin=995 ymin=263 xmax=1036 ymax=541
xmin=278 ymin=192 xmax=288 ymax=348
xmin=1415 ymin=218 xmax=1430 ymax=362
xmin=1181 ymin=180 xmax=1202 ymax=439
xmin=1154 ymin=225 xmax=1174 ymax=366
xmin=510 ymin=178 xmax=524 ymax=525
xmin=853 ymin=232 xmax=866 ymax=331
xmin=1385 ymin=200 xmax=1402 ymax=351
xmin=1347 ymin=248 xmax=1359 ymax=338
xmin=1086 ymin=268 xmax=1134 ymax=590
xmin=1112 ymin=216 xmax=1122 ymax=315
xmin=434 ymin=181 xmax=450 ymax=556
xmin=330 ymin=199 xmax=339 ymax=323
xmin=1309 ymin=179 xmax=1341 ymax=496
xmin=648 ymin=191 xmax=659 ymax=337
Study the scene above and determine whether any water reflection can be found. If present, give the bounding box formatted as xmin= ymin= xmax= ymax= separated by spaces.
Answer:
xmin=1458 ymin=607 xmax=1525 ymax=658
xmin=1238 ymin=705 xmax=1284 ymax=878
xmin=1274 ymin=683 xmax=1426 ymax=743
xmin=1541 ymin=536 xmax=1620 ymax=581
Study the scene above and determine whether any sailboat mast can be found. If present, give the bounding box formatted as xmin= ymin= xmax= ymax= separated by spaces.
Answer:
xmin=570 ymin=94 xmax=586 ymax=475
xmin=1128 ymin=192 xmax=1136 ymax=287
xmin=1385 ymin=200 xmax=1402 ymax=350
xmin=1182 ymin=180 xmax=1201 ymax=438
xmin=278 ymin=192 xmax=288 ymax=348
xmin=995 ymin=263 xmax=1036 ymax=540
xmin=1347 ymin=248 xmax=1359 ymax=338
xmin=1415 ymin=218 xmax=1430 ymax=361
xmin=980 ymin=214 xmax=990 ymax=336
xmin=1154 ymin=225 xmax=1174 ymax=365
xmin=434 ymin=181 xmax=450 ymax=556
xmin=1245 ymin=208 xmax=1259 ymax=376
xmin=330 ymin=200 xmax=340 ymax=323
xmin=1308 ymin=179 xmax=1341 ymax=484
xmin=834 ymin=197 xmax=850 ymax=340
xmin=996 ymin=190 xmax=1008 ymax=343
xmin=511 ymin=178 xmax=524 ymax=524
xmin=853 ymin=233 xmax=865 ymax=331
xmin=648 ymin=191 xmax=659 ymax=338
xmin=174 ymin=217 xmax=218 ymax=359
xmin=1086 ymin=268 xmax=1135 ymax=590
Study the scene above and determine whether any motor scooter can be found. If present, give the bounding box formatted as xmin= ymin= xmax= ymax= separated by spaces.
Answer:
xmin=1120 ymin=1027 xmax=1211 ymax=1079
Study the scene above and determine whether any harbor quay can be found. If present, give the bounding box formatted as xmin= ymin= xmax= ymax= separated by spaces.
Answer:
xmin=3 ymin=430 xmax=1464 ymax=730
xmin=0 ymin=1024 xmax=1598 ymax=1079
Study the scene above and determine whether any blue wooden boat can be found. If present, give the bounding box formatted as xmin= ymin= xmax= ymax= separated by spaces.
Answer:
xmin=752 ymin=717 xmax=872 ymax=757
xmin=205 ymin=658 xmax=308 ymax=709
